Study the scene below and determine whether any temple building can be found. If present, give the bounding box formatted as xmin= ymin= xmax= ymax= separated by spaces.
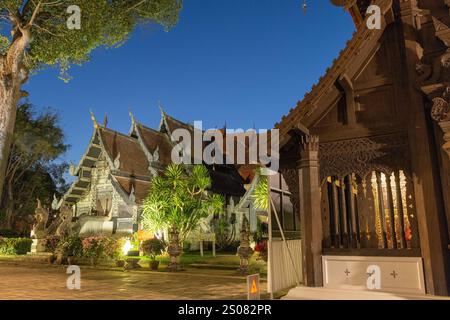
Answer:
xmin=277 ymin=0 xmax=450 ymax=296
xmin=61 ymin=109 xmax=248 ymax=238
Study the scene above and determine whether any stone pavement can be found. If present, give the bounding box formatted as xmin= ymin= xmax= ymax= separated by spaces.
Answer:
xmin=0 ymin=262 xmax=266 ymax=300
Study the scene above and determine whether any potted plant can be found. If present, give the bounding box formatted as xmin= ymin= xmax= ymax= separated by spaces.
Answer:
xmin=142 ymin=238 xmax=166 ymax=270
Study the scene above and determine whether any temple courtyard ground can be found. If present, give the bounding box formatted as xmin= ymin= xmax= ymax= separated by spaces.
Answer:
xmin=0 ymin=261 xmax=267 ymax=300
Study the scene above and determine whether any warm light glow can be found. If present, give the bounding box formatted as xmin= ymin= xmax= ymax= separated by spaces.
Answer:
xmin=122 ymin=239 xmax=132 ymax=256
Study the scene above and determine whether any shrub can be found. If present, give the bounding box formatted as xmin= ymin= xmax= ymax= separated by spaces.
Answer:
xmin=101 ymin=237 xmax=125 ymax=260
xmin=142 ymin=238 xmax=166 ymax=261
xmin=56 ymin=235 xmax=83 ymax=257
xmin=81 ymin=236 xmax=106 ymax=261
xmin=0 ymin=238 xmax=32 ymax=255
xmin=0 ymin=229 xmax=20 ymax=238
xmin=44 ymin=235 xmax=61 ymax=253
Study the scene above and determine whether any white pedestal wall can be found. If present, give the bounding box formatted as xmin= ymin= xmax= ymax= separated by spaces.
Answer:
xmin=322 ymin=255 xmax=426 ymax=295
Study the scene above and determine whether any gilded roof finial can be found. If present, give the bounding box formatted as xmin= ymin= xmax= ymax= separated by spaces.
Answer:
xmin=90 ymin=110 xmax=99 ymax=129
xmin=158 ymin=100 xmax=166 ymax=117
xmin=129 ymin=109 xmax=136 ymax=126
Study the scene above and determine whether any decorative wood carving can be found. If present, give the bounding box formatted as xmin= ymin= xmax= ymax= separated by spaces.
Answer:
xmin=431 ymin=86 xmax=450 ymax=122
xmin=280 ymin=168 xmax=299 ymax=220
xmin=319 ymin=133 xmax=410 ymax=180
xmin=418 ymin=17 xmax=450 ymax=158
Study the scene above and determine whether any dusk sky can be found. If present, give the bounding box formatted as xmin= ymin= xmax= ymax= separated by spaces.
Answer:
xmin=23 ymin=0 xmax=354 ymax=170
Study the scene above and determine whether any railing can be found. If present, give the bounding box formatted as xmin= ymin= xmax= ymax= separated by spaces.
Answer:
xmin=321 ymin=170 xmax=420 ymax=254
xmin=269 ymin=239 xmax=303 ymax=293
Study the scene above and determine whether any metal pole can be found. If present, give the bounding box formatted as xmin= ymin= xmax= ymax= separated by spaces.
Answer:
xmin=267 ymin=176 xmax=274 ymax=299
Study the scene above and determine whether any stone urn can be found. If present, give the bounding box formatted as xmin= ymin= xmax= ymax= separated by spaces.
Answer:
xmin=149 ymin=260 xmax=160 ymax=271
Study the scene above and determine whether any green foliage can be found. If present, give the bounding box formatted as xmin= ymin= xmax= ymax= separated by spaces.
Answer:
xmin=1 ymin=102 xmax=69 ymax=229
xmin=252 ymin=219 xmax=268 ymax=244
xmin=44 ymin=235 xmax=60 ymax=253
xmin=214 ymin=213 xmax=237 ymax=250
xmin=0 ymin=237 xmax=32 ymax=255
xmin=142 ymin=238 xmax=166 ymax=260
xmin=80 ymin=236 xmax=124 ymax=262
xmin=45 ymin=235 xmax=125 ymax=261
xmin=0 ymin=35 xmax=10 ymax=55
xmin=253 ymin=175 xmax=269 ymax=211
xmin=142 ymin=164 xmax=225 ymax=241
xmin=0 ymin=229 xmax=21 ymax=238
xmin=56 ymin=235 xmax=83 ymax=257
xmin=0 ymin=0 xmax=182 ymax=79
xmin=12 ymin=103 xmax=68 ymax=164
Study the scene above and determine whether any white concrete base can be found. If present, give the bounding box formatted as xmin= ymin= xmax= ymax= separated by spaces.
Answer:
xmin=30 ymin=239 xmax=46 ymax=253
xmin=322 ymin=255 xmax=426 ymax=295
xmin=282 ymin=286 xmax=449 ymax=300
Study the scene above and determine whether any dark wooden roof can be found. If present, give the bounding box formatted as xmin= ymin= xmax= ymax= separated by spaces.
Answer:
xmin=64 ymin=110 xmax=250 ymax=205
xmin=160 ymin=111 xmax=194 ymax=135
xmin=276 ymin=0 xmax=393 ymax=145
xmin=99 ymin=128 xmax=150 ymax=178
xmin=114 ymin=176 xmax=151 ymax=204
xmin=136 ymin=124 xmax=173 ymax=166
xmin=206 ymin=164 xmax=247 ymax=197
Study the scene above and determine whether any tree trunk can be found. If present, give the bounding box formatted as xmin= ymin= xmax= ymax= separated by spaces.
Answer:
xmin=3 ymin=176 xmax=15 ymax=229
xmin=0 ymin=28 xmax=31 ymax=200
xmin=0 ymin=90 xmax=18 ymax=205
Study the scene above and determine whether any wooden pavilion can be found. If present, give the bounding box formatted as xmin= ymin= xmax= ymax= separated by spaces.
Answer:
xmin=276 ymin=0 xmax=450 ymax=296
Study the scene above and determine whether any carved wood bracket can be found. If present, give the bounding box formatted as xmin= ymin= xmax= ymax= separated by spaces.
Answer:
xmin=319 ymin=134 xmax=410 ymax=180
xmin=418 ymin=15 xmax=450 ymax=159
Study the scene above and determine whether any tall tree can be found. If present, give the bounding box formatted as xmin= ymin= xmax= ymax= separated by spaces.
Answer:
xmin=1 ymin=102 xmax=68 ymax=230
xmin=0 ymin=0 xmax=182 ymax=198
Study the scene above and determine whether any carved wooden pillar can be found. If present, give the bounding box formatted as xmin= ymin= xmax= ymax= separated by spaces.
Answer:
xmin=298 ymin=134 xmax=323 ymax=287
xmin=403 ymin=1 xmax=450 ymax=296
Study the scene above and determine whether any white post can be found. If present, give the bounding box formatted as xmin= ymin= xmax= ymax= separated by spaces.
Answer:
xmin=212 ymin=240 xmax=216 ymax=257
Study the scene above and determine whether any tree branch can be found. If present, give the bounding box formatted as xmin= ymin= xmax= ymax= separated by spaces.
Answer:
xmin=26 ymin=0 xmax=43 ymax=29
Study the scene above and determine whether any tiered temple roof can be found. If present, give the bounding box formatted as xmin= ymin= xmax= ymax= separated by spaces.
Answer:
xmin=63 ymin=108 xmax=247 ymax=206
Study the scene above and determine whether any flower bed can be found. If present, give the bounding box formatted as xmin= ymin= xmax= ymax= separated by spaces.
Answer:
xmin=41 ymin=235 xmax=125 ymax=265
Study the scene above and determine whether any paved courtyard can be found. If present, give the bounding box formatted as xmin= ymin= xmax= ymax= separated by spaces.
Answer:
xmin=0 ymin=262 xmax=265 ymax=300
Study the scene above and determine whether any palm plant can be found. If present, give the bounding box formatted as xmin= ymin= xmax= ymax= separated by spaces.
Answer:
xmin=142 ymin=164 xmax=224 ymax=270
xmin=253 ymin=172 xmax=269 ymax=211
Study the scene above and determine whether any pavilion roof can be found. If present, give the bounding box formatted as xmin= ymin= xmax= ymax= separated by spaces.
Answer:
xmin=275 ymin=0 xmax=393 ymax=145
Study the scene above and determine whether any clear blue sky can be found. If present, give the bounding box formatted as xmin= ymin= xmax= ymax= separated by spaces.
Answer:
xmin=23 ymin=0 xmax=354 ymax=168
